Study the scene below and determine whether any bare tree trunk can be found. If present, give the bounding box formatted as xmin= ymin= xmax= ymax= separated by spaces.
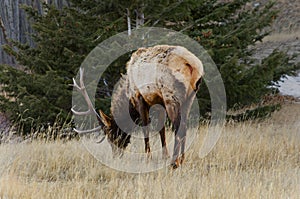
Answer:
xmin=125 ymin=6 xmax=145 ymax=39
xmin=126 ymin=8 xmax=131 ymax=36
xmin=0 ymin=0 xmax=69 ymax=66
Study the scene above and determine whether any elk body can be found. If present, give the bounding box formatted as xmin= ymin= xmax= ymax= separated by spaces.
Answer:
xmin=73 ymin=45 xmax=204 ymax=168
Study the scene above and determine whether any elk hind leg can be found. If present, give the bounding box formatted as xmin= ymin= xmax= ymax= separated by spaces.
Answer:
xmin=159 ymin=126 xmax=170 ymax=159
xmin=165 ymin=101 xmax=185 ymax=168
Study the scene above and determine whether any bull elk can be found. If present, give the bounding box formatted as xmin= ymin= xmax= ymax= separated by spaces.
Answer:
xmin=72 ymin=45 xmax=204 ymax=168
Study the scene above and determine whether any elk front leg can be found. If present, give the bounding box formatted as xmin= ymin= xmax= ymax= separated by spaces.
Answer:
xmin=136 ymin=95 xmax=151 ymax=158
xmin=156 ymin=108 xmax=169 ymax=159
xmin=142 ymin=113 xmax=151 ymax=159
xmin=159 ymin=126 xmax=169 ymax=159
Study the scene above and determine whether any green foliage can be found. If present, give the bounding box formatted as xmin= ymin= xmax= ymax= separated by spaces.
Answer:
xmin=0 ymin=0 xmax=299 ymax=134
xmin=0 ymin=64 xmax=71 ymax=133
xmin=1 ymin=2 xmax=108 ymax=133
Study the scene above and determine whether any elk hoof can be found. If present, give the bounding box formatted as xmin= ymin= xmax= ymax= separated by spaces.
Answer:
xmin=171 ymin=163 xmax=178 ymax=169
xmin=170 ymin=158 xmax=180 ymax=169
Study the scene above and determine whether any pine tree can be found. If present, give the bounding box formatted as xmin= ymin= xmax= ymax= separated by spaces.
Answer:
xmin=0 ymin=3 xmax=101 ymax=133
xmin=186 ymin=0 xmax=299 ymax=116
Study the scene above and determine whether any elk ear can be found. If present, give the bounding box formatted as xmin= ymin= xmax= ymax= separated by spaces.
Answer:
xmin=99 ymin=110 xmax=111 ymax=127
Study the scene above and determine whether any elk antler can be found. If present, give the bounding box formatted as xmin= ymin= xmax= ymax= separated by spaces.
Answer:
xmin=72 ymin=68 xmax=105 ymax=143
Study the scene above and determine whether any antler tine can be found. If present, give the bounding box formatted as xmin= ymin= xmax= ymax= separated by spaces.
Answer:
xmin=79 ymin=67 xmax=85 ymax=88
xmin=71 ymin=106 xmax=92 ymax=115
xmin=72 ymin=68 xmax=97 ymax=116
xmin=72 ymin=67 xmax=104 ymax=139
xmin=73 ymin=125 xmax=102 ymax=134
xmin=72 ymin=77 xmax=81 ymax=91
xmin=80 ymin=68 xmax=97 ymax=115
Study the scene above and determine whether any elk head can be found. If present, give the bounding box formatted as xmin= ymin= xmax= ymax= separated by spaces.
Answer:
xmin=97 ymin=109 xmax=131 ymax=157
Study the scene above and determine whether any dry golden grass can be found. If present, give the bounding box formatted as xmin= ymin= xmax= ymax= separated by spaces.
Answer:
xmin=0 ymin=103 xmax=299 ymax=199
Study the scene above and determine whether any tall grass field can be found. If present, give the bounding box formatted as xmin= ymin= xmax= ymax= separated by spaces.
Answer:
xmin=0 ymin=103 xmax=299 ymax=199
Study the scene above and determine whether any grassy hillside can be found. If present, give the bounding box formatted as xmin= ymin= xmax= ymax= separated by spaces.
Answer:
xmin=0 ymin=103 xmax=299 ymax=198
